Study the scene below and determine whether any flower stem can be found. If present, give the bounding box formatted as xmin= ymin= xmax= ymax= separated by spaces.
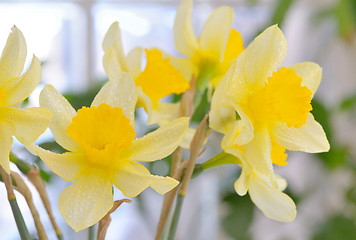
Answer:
xmin=89 ymin=224 xmax=96 ymax=240
xmin=0 ymin=166 xmax=31 ymax=240
xmin=167 ymin=193 xmax=185 ymax=240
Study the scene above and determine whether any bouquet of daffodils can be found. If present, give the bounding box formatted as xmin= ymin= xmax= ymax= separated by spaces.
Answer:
xmin=0 ymin=0 xmax=329 ymax=239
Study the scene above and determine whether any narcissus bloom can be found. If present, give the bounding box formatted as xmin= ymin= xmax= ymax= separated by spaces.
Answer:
xmin=29 ymin=73 xmax=189 ymax=231
xmin=210 ymin=25 xmax=330 ymax=221
xmin=103 ymin=22 xmax=189 ymax=125
xmin=0 ymin=26 xmax=52 ymax=174
xmin=170 ymin=0 xmax=244 ymax=90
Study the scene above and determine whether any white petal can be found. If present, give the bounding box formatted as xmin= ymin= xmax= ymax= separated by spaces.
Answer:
xmin=91 ymin=72 xmax=137 ymax=127
xmin=39 ymin=84 xmax=79 ymax=152
xmin=249 ymin=176 xmax=296 ymax=222
xmin=273 ymin=113 xmax=330 ymax=153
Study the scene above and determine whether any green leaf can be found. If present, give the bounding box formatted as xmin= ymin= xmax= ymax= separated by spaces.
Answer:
xmin=313 ymin=215 xmax=356 ymax=240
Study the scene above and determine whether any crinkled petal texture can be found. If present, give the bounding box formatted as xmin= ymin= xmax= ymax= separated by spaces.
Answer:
xmin=40 ymin=84 xmax=79 ymax=152
xmin=114 ymin=162 xmax=179 ymax=197
xmin=0 ymin=121 xmax=15 ymax=173
xmin=0 ymin=26 xmax=26 ymax=87
xmin=249 ymin=176 xmax=296 ymax=222
xmin=122 ymin=117 xmax=189 ymax=161
xmin=59 ymin=170 xmax=113 ymax=232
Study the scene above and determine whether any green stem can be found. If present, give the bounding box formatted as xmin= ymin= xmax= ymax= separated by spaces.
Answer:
xmin=89 ymin=224 xmax=96 ymax=240
xmin=167 ymin=194 xmax=185 ymax=240
xmin=201 ymin=151 xmax=240 ymax=170
xmin=10 ymin=197 xmax=32 ymax=240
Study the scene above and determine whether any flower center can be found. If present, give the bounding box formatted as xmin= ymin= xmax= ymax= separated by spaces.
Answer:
xmin=135 ymin=49 xmax=189 ymax=104
xmin=66 ymin=103 xmax=136 ymax=168
xmin=248 ymin=67 xmax=312 ymax=128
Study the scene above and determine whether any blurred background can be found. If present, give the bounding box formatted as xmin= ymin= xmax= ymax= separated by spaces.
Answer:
xmin=0 ymin=0 xmax=356 ymax=239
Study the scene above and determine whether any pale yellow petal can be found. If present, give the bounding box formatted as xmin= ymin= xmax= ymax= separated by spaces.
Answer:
xmin=0 ymin=107 xmax=52 ymax=144
xmin=123 ymin=117 xmax=189 ymax=162
xmin=0 ymin=26 xmax=26 ymax=87
xmin=114 ymin=161 xmax=179 ymax=197
xmin=249 ymin=176 xmax=296 ymax=222
xmin=234 ymin=166 xmax=250 ymax=196
xmin=244 ymin=25 xmax=287 ymax=88
xmin=29 ymin=144 xmax=83 ymax=182
xmin=0 ymin=121 xmax=15 ymax=174
xmin=149 ymin=102 xmax=180 ymax=126
xmin=244 ymin=127 xmax=274 ymax=177
xmin=102 ymin=22 xmax=128 ymax=72
xmin=2 ymin=56 xmax=41 ymax=106
xmin=136 ymin=86 xmax=153 ymax=123
xmin=126 ymin=47 xmax=142 ymax=79
xmin=173 ymin=0 xmax=198 ymax=57
xmin=273 ymin=113 xmax=330 ymax=153
xmin=58 ymin=170 xmax=113 ymax=231
xmin=91 ymin=72 xmax=137 ymax=126
xmin=40 ymin=84 xmax=79 ymax=151
xmin=288 ymin=62 xmax=322 ymax=98
xmin=161 ymin=51 xmax=196 ymax=81
xmin=103 ymin=47 xmax=123 ymax=80
xmin=179 ymin=127 xmax=195 ymax=149
xmin=231 ymin=102 xmax=254 ymax=145
xmin=198 ymin=6 xmax=234 ymax=61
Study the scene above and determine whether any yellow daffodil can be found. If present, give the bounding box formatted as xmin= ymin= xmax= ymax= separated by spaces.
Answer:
xmin=170 ymin=0 xmax=244 ymax=91
xmin=0 ymin=26 xmax=52 ymax=174
xmin=29 ymin=72 xmax=189 ymax=231
xmin=210 ymin=25 xmax=330 ymax=221
xmin=103 ymin=22 xmax=189 ymax=125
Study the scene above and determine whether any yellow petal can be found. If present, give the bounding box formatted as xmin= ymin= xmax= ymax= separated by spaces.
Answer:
xmin=91 ymin=72 xmax=137 ymax=127
xmin=243 ymin=25 xmax=287 ymax=88
xmin=0 ymin=26 xmax=26 ymax=87
xmin=0 ymin=121 xmax=15 ymax=174
xmin=273 ymin=113 xmax=330 ymax=153
xmin=173 ymin=0 xmax=198 ymax=58
xmin=234 ymin=164 xmax=250 ymax=196
xmin=29 ymin=144 xmax=83 ymax=182
xmin=103 ymin=47 xmax=124 ymax=80
xmin=199 ymin=6 xmax=234 ymax=61
xmin=58 ymin=170 xmax=113 ymax=231
xmin=102 ymin=22 xmax=128 ymax=72
xmin=114 ymin=161 xmax=179 ymax=197
xmin=126 ymin=47 xmax=142 ymax=80
xmin=0 ymin=107 xmax=52 ymax=144
xmin=288 ymin=62 xmax=322 ymax=98
xmin=244 ymin=127 xmax=274 ymax=177
xmin=122 ymin=117 xmax=189 ymax=162
xmin=40 ymin=84 xmax=79 ymax=152
xmin=179 ymin=127 xmax=195 ymax=149
xmin=249 ymin=176 xmax=296 ymax=222
xmin=2 ymin=56 xmax=41 ymax=106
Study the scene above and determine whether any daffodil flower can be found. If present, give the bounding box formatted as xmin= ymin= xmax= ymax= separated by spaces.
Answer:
xmin=210 ymin=25 xmax=330 ymax=221
xmin=103 ymin=22 xmax=189 ymax=125
xmin=0 ymin=26 xmax=52 ymax=174
xmin=29 ymin=72 xmax=189 ymax=231
xmin=170 ymin=0 xmax=244 ymax=91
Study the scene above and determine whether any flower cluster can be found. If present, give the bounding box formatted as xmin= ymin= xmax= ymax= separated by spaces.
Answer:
xmin=0 ymin=0 xmax=330 ymax=236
